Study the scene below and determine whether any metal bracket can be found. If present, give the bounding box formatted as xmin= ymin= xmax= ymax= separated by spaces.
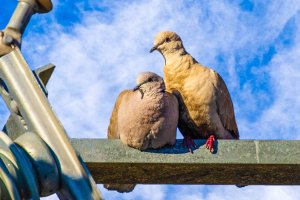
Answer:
xmin=2 ymin=64 xmax=55 ymax=140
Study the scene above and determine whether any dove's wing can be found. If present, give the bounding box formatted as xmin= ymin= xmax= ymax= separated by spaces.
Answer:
xmin=212 ymin=71 xmax=239 ymax=138
xmin=107 ymin=90 xmax=131 ymax=139
xmin=105 ymin=89 xmax=136 ymax=193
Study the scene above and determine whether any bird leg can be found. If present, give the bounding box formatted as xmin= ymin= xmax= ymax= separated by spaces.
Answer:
xmin=183 ymin=136 xmax=196 ymax=153
xmin=205 ymin=135 xmax=215 ymax=153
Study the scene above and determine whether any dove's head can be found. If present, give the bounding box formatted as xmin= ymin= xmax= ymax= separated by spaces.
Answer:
xmin=133 ymin=72 xmax=165 ymax=92
xmin=150 ymin=31 xmax=185 ymax=55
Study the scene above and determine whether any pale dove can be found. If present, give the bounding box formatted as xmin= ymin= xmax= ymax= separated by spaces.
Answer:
xmin=150 ymin=31 xmax=239 ymax=153
xmin=104 ymin=71 xmax=178 ymax=193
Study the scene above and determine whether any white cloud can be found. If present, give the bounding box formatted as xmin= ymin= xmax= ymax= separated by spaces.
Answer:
xmin=205 ymin=186 xmax=300 ymax=200
xmin=242 ymin=11 xmax=300 ymax=139
xmin=100 ymin=185 xmax=300 ymax=200
xmin=22 ymin=0 xmax=300 ymax=140
xmin=100 ymin=185 xmax=166 ymax=200
xmin=255 ymin=46 xmax=300 ymax=138
xmin=21 ymin=0 xmax=257 ymax=137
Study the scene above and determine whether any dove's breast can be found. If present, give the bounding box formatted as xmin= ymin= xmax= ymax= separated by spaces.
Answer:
xmin=164 ymin=61 xmax=218 ymax=138
xmin=117 ymin=91 xmax=177 ymax=150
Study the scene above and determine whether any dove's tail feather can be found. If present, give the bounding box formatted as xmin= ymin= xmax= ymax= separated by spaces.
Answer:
xmin=104 ymin=184 xmax=136 ymax=193
xmin=236 ymin=184 xmax=247 ymax=188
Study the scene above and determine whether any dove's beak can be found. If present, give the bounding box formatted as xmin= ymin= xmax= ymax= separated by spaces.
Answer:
xmin=150 ymin=46 xmax=157 ymax=53
xmin=133 ymin=79 xmax=148 ymax=91
xmin=133 ymin=84 xmax=141 ymax=91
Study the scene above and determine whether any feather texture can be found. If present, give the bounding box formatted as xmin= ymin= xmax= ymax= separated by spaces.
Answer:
xmin=152 ymin=31 xmax=239 ymax=139
xmin=105 ymin=72 xmax=178 ymax=193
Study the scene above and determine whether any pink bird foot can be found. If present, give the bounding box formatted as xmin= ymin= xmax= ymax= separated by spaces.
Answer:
xmin=205 ymin=135 xmax=215 ymax=153
xmin=183 ymin=136 xmax=196 ymax=153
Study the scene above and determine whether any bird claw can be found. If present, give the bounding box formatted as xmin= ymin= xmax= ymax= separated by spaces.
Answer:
xmin=205 ymin=135 xmax=215 ymax=153
xmin=183 ymin=136 xmax=196 ymax=153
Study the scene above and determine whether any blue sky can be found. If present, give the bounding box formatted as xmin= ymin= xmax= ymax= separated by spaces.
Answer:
xmin=1 ymin=0 xmax=300 ymax=199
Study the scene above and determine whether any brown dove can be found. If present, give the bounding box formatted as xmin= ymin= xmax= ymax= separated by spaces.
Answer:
xmin=104 ymin=71 xmax=178 ymax=193
xmin=150 ymin=31 xmax=239 ymax=153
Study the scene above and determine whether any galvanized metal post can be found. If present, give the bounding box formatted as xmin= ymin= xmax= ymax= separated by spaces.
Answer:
xmin=0 ymin=0 xmax=102 ymax=199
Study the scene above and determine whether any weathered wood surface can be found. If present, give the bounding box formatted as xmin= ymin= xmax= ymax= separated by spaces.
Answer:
xmin=71 ymin=139 xmax=300 ymax=185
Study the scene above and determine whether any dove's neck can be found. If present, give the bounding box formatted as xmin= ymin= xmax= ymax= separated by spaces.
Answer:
xmin=162 ymin=48 xmax=189 ymax=66
xmin=140 ymin=84 xmax=165 ymax=98
xmin=163 ymin=51 xmax=198 ymax=92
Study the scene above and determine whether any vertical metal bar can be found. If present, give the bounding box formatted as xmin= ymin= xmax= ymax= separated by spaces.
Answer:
xmin=6 ymin=1 xmax=35 ymax=34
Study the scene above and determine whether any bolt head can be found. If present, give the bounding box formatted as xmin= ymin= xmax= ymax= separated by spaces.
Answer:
xmin=3 ymin=34 xmax=14 ymax=45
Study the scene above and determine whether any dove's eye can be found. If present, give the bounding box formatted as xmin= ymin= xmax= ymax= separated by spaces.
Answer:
xmin=148 ymin=78 xmax=153 ymax=82
xmin=165 ymin=38 xmax=171 ymax=43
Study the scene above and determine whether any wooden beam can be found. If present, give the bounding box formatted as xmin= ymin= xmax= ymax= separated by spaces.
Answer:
xmin=71 ymin=139 xmax=300 ymax=185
